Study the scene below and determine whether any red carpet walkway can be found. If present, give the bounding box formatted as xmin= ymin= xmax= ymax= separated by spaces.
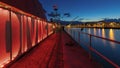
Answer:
xmin=6 ymin=31 xmax=101 ymax=68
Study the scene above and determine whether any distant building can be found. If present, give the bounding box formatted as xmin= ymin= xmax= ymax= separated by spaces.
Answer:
xmin=69 ymin=21 xmax=120 ymax=28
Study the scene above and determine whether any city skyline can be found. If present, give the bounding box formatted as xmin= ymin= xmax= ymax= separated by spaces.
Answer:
xmin=40 ymin=0 xmax=120 ymax=22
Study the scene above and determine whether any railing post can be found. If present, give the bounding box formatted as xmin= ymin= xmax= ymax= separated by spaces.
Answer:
xmin=72 ymin=30 xmax=73 ymax=37
xmin=47 ymin=21 xmax=48 ymax=37
xmin=90 ymin=35 xmax=92 ymax=47
xmin=89 ymin=35 xmax=92 ymax=60
xmin=74 ymin=30 xmax=75 ymax=39
xmin=71 ymin=30 xmax=73 ymax=37
xmin=78 ymin=31 xmax=80 ymax=44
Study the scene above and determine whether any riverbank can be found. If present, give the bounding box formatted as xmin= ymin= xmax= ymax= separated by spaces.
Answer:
xmin=70 ymin=27 xmax=120 ymax=29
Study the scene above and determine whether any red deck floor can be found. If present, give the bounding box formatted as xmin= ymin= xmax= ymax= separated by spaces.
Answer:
xmin=6 ymin=31 xmax=102 ymax=68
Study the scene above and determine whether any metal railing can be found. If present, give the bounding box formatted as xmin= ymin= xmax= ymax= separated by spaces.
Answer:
xmin=65 ymin=28 xmax=120 ymax=68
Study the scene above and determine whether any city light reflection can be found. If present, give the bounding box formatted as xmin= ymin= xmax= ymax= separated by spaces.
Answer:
xmin=101 ymin=29 xmax=107 ymax=45
xmin=93 ymin=28 xmax=96 ymax=35
xmin=88 ymin=28 xmax=91 ymax=34
xmin=109 ymin=29 xmax=115 ymax=40
xmin=109 ymin=29 xmax=116 ymax=49
xmin=98 ymin=29 xmax=101 ymax=36
xmin=102 ymin=29 xmax=105 ymax=38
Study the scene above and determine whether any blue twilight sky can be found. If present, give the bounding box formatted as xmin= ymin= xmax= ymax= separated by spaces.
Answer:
xmin=39 ymin=0 xmax=120 ymax=22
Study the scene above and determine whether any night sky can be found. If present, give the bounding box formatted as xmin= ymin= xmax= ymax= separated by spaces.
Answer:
xmin=39 ymin=0 xmax=120 ymax=22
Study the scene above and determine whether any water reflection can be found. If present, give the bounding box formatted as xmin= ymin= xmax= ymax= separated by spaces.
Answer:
xmin=93 ymin=28 xmax=96 ymax=35
xmin=88 ymin=28 xmax=91 ymax=34
xmin=109 ymin=29 xmax=115 ymax=40
xmin=98 ymin=29 xmax=101 ymax=36
xmin=102 ymin=29 xmax=105 ymax=38
xmin=109 ymin=29 xmax=116 ymax=49
xmin=101 ymin=29 xmax=106 ymax=45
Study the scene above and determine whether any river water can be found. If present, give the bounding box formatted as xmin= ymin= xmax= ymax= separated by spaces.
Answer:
xmin=66 ymin=28 xmax=120 ymax=68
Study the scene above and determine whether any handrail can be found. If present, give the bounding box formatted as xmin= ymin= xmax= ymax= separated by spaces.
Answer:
xmin=90 ymin=47 xmax=120 ymax=68
xmin=79 ymin=31 xmax=120 ymax=44
xmin=66 ymin=29 xmax=120 ymax=68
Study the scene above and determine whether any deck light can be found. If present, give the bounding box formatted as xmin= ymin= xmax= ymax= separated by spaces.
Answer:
xmin=0 ymin=65 xmax=4 ymax=68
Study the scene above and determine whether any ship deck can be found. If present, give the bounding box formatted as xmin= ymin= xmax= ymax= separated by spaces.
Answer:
xmin=5 ymin=31 xmax=101 ymax=68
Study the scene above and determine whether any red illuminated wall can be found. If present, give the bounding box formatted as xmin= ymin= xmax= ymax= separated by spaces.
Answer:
xmin=0 ymin=8 xmax=10 ymax=66
xmin=0 ymin=7 xmax=53 ymax=67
